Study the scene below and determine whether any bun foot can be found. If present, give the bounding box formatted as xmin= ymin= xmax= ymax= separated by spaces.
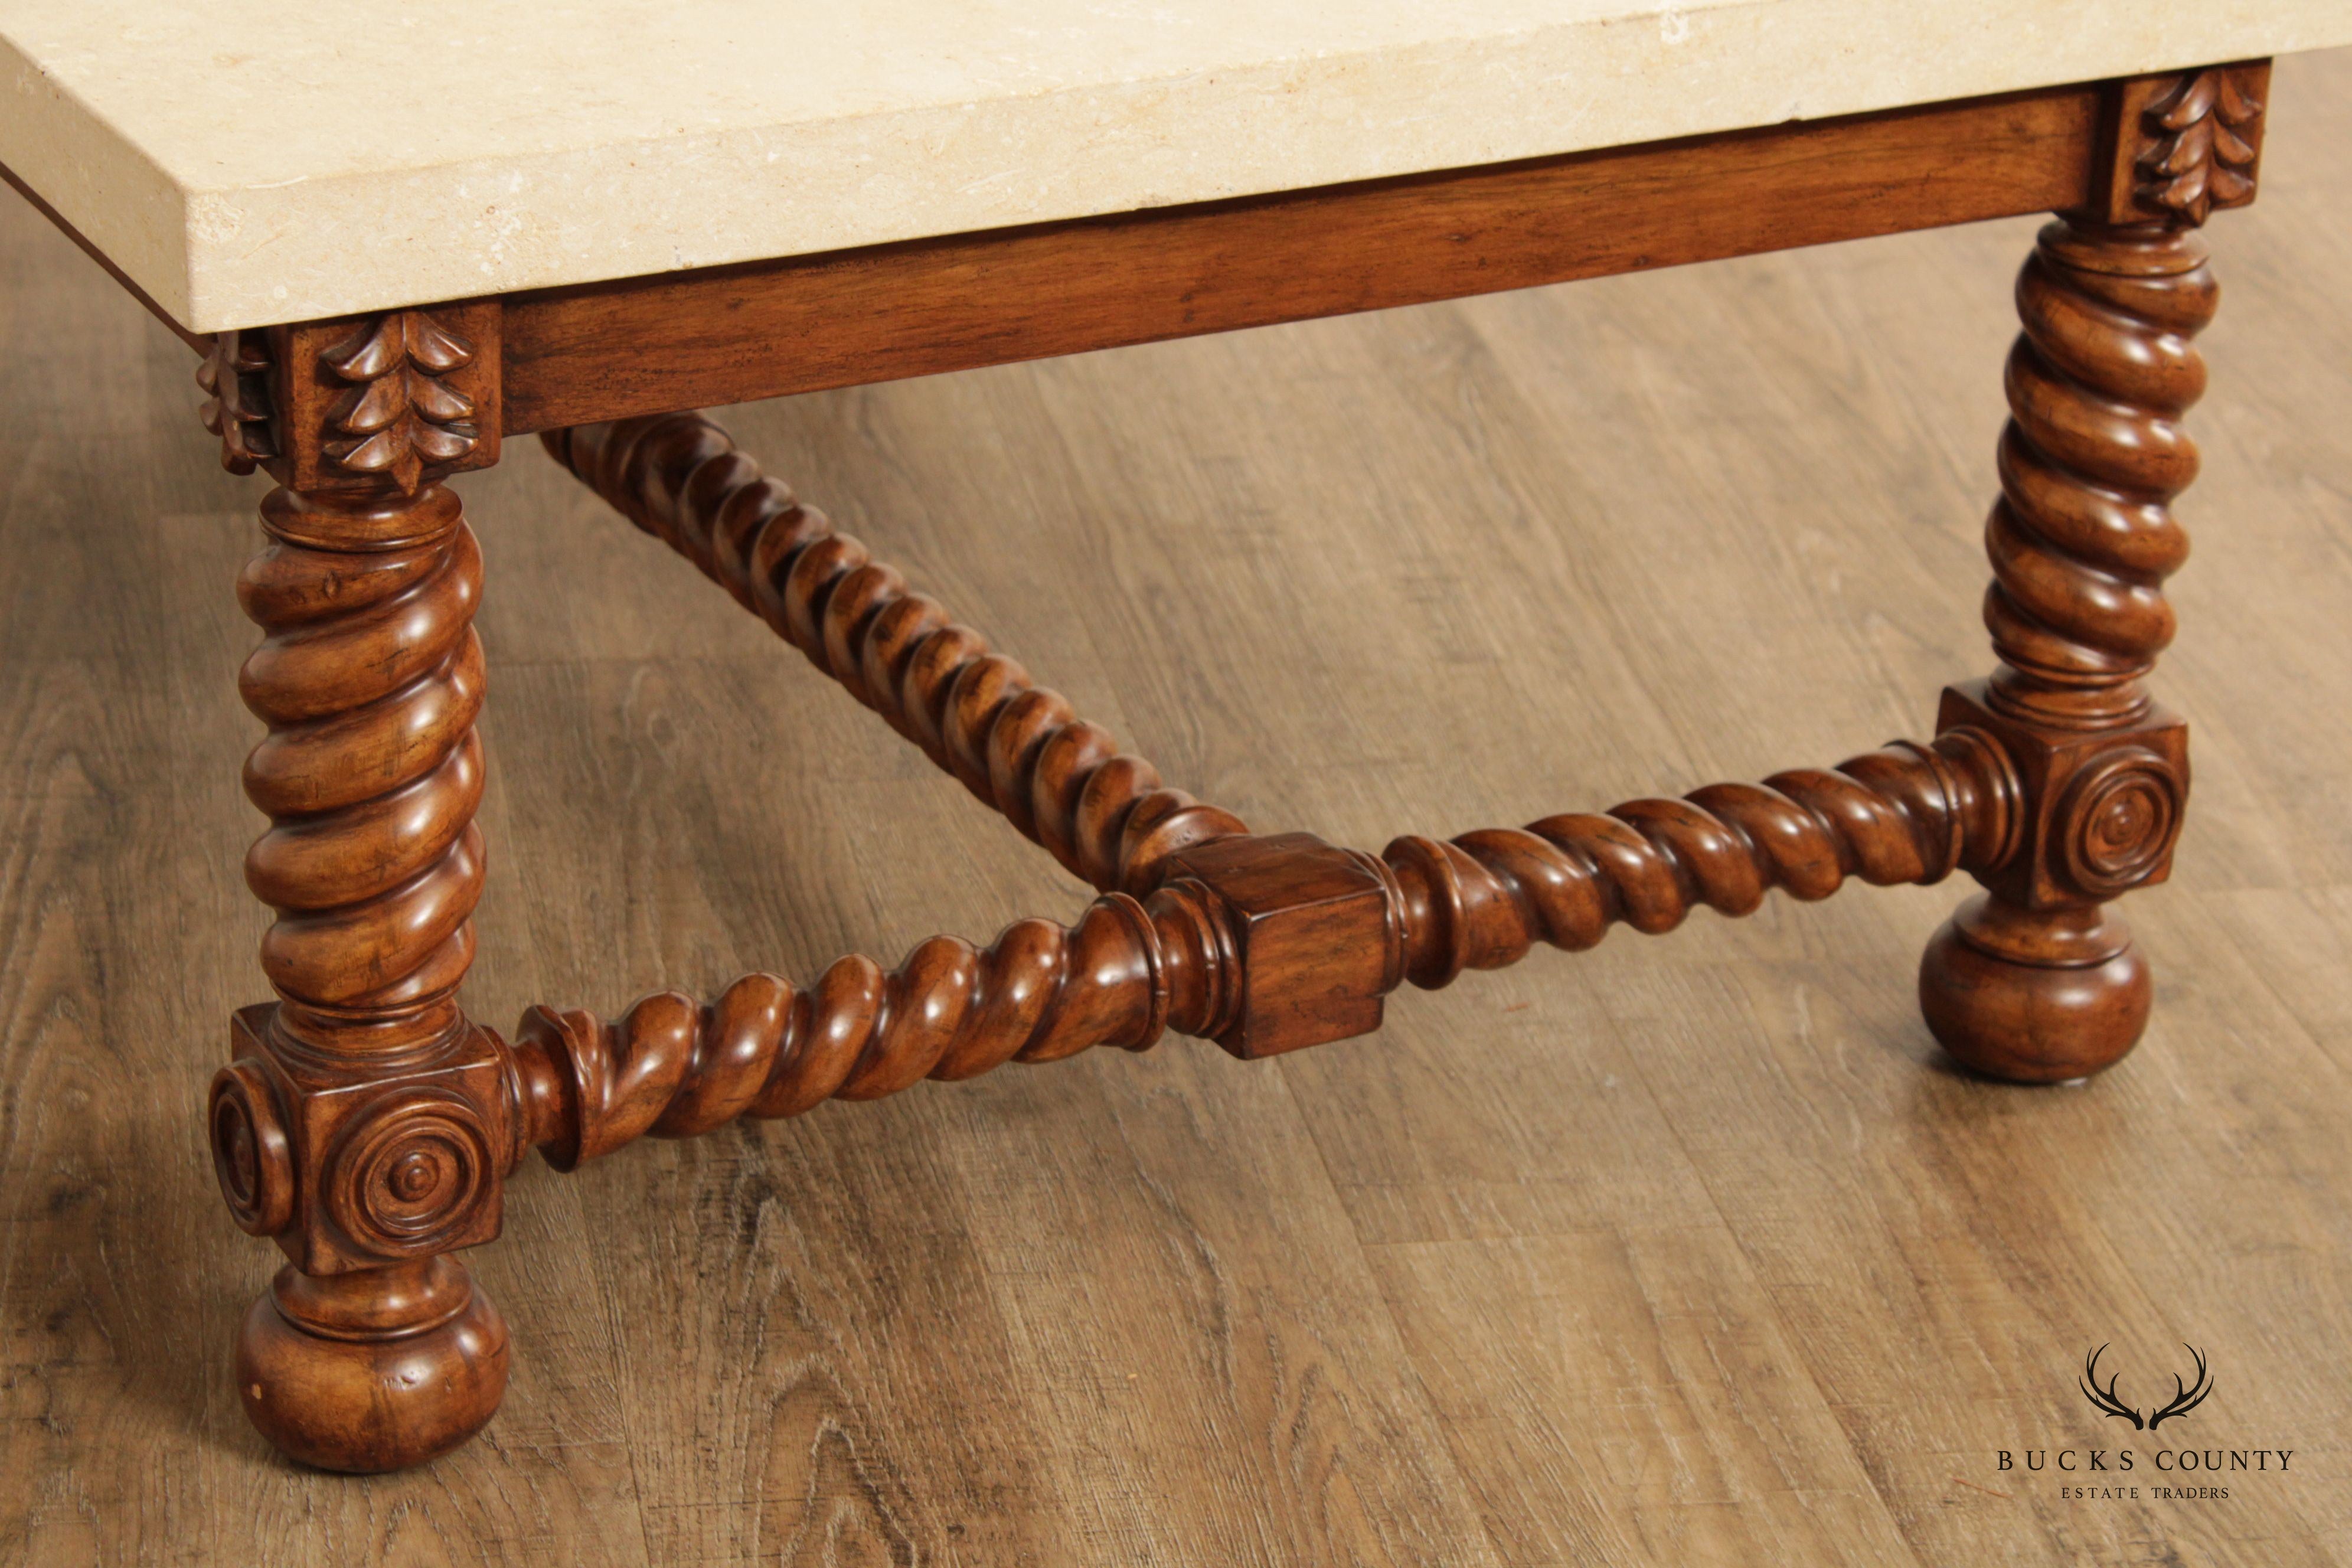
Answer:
xmin=236 ymin=1255 xmax=508 ymax=1473
xmin=1918 ymin=894 xmax=2151 ymax=1084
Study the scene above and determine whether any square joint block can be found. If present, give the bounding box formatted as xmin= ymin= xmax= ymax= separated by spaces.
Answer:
xmin=1938 ymin=680 xmax=2189 ymax=911
xmin=228 ymin=1005 xmax=509 ymax=1275
xmin=1164 ymin=832 xmax=1396 ymax=1060
xmin=266 ymin=300 xmax=504 ymax=494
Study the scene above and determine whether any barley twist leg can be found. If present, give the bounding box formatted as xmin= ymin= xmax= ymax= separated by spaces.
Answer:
xmin=209 ymin=482 xmax=514 ymax=1471
xmin=1919 ymin=216 xmax=2215 ymax=1081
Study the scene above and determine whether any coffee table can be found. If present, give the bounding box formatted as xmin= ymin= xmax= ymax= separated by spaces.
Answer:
xmin=4 ymin=2 xmax=2343 ymax=1474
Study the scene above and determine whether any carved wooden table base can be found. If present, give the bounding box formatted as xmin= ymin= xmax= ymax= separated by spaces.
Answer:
xmin=172 ymin=66 xmax=2266 ymax=1472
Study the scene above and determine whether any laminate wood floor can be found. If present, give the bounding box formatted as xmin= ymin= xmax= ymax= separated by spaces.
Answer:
xmin=4 ymin=51 xmax=2349 ymax=1568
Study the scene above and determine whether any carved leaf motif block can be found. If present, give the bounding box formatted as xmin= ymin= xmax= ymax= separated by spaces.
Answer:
xmin=2137 ymin=67 xmax=2265 ymax=224
xmin=197 ymin=330 xmax=276 ymax=474
xmin=323 ymin=311 xmax=482 ymax=492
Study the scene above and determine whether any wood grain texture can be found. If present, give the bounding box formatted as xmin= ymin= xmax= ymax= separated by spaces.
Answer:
xmin=0 ymin=163 xmax=647 ymax=1560
xmin=498 ymin=82 xmax=2103 ymax=434
xmin=4 ymin=46 xmax=2352 ymax=1567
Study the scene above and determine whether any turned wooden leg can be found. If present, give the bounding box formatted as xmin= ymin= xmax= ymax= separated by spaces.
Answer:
xmin=1913 ymin=66 xmax=2271 ymax=1080
xmin=201 ymin=311 xmax=517 ymax=1469
xmin=1917 ymin=211 xmax=2217 ymax=1080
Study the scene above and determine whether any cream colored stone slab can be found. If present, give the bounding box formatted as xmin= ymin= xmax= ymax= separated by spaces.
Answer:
xmin=2 ymin=1 xmax=2346 ymax=332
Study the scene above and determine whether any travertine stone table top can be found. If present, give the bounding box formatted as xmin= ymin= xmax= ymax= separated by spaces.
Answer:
xmin=3 ymin=2 xmax=2346 ymax=332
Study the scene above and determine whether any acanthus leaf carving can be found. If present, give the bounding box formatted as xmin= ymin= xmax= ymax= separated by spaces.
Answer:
xmin=2136 ymin=67 xmax=2265 ymax=225
xmin=197 ymin=329 xmax=276 ymax=475
xmin=322 ymin=310 xmax=481 ymax=492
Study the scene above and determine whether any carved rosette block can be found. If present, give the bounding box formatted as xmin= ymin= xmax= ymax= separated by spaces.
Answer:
xmin=1932 ymin=685 xmax=2187 ymax=914
xmin=1918 ymin=691 xmax=2188 ymax=1086
xmin=214 ymin=1006 xmax=511 ymax=1275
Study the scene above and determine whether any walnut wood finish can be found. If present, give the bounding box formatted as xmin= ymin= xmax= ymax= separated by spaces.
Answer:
xmin=318 ymin=311 xmax=487 ymax=493
xmin=2093 ymin=62 xmax=2270 ymax=227
xmin=197 ymin=331 xmax=276 ymax=475
xmin=1917 ymin=210 xmax=2229 ymax=1079
xmin=498 ymin=83 xmax=2105 ymax=433
xmin=1377 ymin=738 xmax=2015 ymax=990
xmin=204 ymin=329 xmax=521 ymax=1470
xmin=172 ymin=63 xmax=2269 ymax=1471
xmin=510 ymin=884 xmax=1225 ymax=1170
xmin=502 ymin=729 xmax=2028 ymax=1168
xmin=190 ymin=305 xmax=507 ymax=489
xmin=541 ymin=415 xmax=1248 ymax=896
xmin=18 ymin=68 xmax=2352 ymax=1550
xmin=527 ymin=109 xmax=2246 ymax=1116
xmin=532 ymin=410 xmax=2045 ymax=1106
